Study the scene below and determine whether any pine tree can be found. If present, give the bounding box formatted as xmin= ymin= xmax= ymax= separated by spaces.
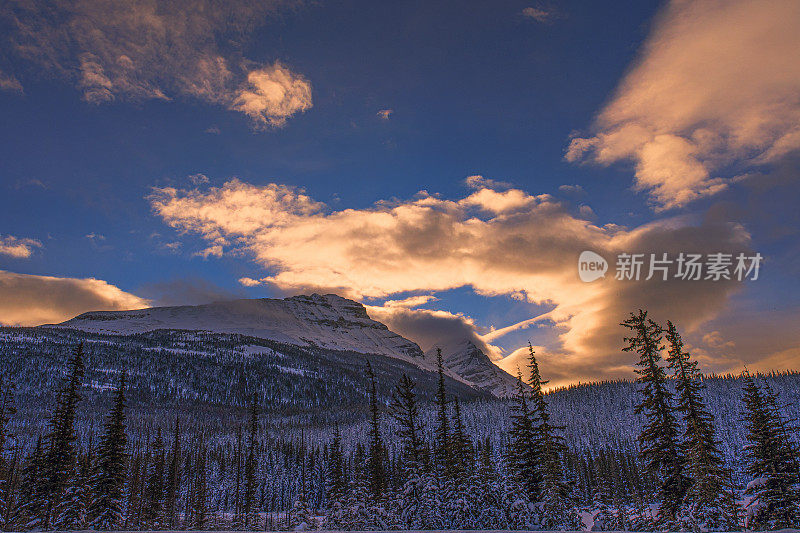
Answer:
xmin=44 ymin=343 xmax=86 ymax=529
xmin=164 ymin=415 xmax=181 ymax=529
xmin=192 ymin=438 xmax=208 ymax=530
xmin=505 ymin=368 xmax=540 ymax=500
xmin=15 ymin=437 xmax=46 ymax=529
xmin=528 ymin=345 xmax=575 ymax=529
xmin=449 ymin=396 xmax=473 ymax=481
xmin=741 ymin=371 xmax=800 ymax=529
xmin=326 ymin=425 xmax=347 ymax=503
xmin=0 ymin=376 xmax=15 ymax=528
xmin=143 ymin=429 xmax=166 ymax=528
xmin=664 ymin=321 xmax=733 ymax=529
xmin=622 ymin=310 xmax=687 ymax=525
xmin=365 ymin=360 xmax=387 ymax=500
xmin=88 ymin=367 xmax=129 ymax=529
xmin=433 ymin=347 xmax=452 ymax=477
xmin=243 ymin=395 xmax=260 ymax=528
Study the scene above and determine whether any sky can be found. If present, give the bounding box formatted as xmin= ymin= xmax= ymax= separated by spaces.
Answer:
xmin=1 ymin=0 xmax=799 ymax=386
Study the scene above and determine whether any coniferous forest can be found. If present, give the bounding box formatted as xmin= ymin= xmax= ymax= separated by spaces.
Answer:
xmin=1 ymin=310 xmax=799 ymax=531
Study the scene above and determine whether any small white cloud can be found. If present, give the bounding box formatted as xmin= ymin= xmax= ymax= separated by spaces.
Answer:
xmin=522 ymin=6 xmax=557 ymax=23
xmin=204 ymin=125 xmax=221 ymax=134
xmin=558 ymin=184 xmax=585 ymax=195
xmin=238 ymin=277 xmax=262 ymax=287
xmin=376 ymin=109 xmax=393 ymax=120
xmin=0 ymin=235 xmax=42 ymax=259
xmin=0 ymin=71 xmax=23 ymax=93
xmin=231 ymin=62 xmax=313 ymax=128
xmin=188 ymin=173 xmax=210 ymax=186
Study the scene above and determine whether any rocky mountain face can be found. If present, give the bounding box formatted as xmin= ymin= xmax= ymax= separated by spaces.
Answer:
xmin=427 ymin=339 xmax=519 ymax=398
xmin=54 ymin=293 xmax=516 ymax=397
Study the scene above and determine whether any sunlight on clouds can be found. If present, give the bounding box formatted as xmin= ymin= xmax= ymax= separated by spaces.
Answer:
xmin=0 ymin=270 xmax=150 ymax=326
xmin=232 ymin=62 xmax=313 ymax=128
xmin=0 ymin=235 xmax=42 ymax=259
xmin=566 ymin=0 xmax=800 ymax=209
xmin=2 ymin=0 xmax=311 ymax=127
xmin=150 ymin=177 xmax=760 ymax=385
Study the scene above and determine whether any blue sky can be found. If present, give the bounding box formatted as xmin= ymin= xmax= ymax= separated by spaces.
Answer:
xmin=1 ymin=0 xmax=799 ymax=385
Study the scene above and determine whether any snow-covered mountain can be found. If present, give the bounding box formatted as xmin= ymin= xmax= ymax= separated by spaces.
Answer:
xmin=54 ymin=293 xmax=513 ymax=396
xmin=427 ymin=339 xmax=519 ymax=398
xmin=57 ymin=293 xmax=424 ymax=358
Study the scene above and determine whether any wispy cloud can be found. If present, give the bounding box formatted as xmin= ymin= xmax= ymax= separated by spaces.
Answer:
xmin=0 ymin=235 xmax=42 ymax=259
xmin=566 ymin=0 xmax=800 ymax=210
xmin=0 ymin=270 xmax=149 ymax=326
xmin=521 ymin=5 xmax=558 ymax=23
xmin=376 ymin=109 xmax=393 ymax=121
xmin=0 ymin=70 xmax=23 ymax=93
xmin=231 ymin=62 xmax=313 ymax=128
xmin=1 ymin=0 xmax=311 ymax=128
xmin=149 ymin=177 xmax=769 ymax=385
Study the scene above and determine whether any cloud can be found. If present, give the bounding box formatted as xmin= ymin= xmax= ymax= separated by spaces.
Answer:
xmin=1 ymin=0 xmax=311 ymax=127
xmin=521 ymin=6 xmax=557 ymax=23
xmin=149 ymin=177 xmax=769 ymax=386
xmin=566 ymin=0 xmax=800 ymax=209
xmin=0 ymin=70 xmax=23 ymax=93
xmin=0 ymin=235 xmax=42 ymax=259
xmin=231 ymin=62 xmax=312 ymax=128
xmin=376 ymin=109 xmax=393 ymax=121
xmin=137 ymin=277 xmax=244 ymax=307
xmin=0 ymin=270 xmax=149 ymax=326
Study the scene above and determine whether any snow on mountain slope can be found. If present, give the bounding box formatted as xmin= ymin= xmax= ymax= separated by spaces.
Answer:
xmin=427 ymin=339 xmax=520 ymax=398
xmin=54 ymin=293 xmax=486 ymax=390
xmin=56 ymin=293 xmax=423 ymax=357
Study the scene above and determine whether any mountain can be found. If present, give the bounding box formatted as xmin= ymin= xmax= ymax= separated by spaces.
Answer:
xmin=57 ymin=293 xmax=424 ymax=360
xmin=53 ymin=293 xmax=515 ymax=396
xmin=427 ymin=339 xmax=519 ymax=398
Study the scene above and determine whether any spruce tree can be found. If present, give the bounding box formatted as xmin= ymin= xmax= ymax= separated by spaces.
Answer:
xmin=450 ymin=396 xmax=474 ymax=481
xmin=143 ymin=429 xmax=166 ymax=528
xmin=741 ymin=371 xmax=800 ymax=529
xmin=88 ymin=367 xmax=129 ymax=529
xmin=433 ymin=348 xmax=452 ymax=476
xmin=0 ymin=377 xmax=15 ymax=527
xmin=505 ymin=369 xmax=539 ymax=500
xmin=622 ymin=310 xmax=687 ymax=525
xmin=44 ymin=343 xmax=86 ymax=529
xmin=528 ymin=345 xmax=574 ymax=528
xmin=15 ymin=437 xmax=46 ymax=529
xmin=193 ymin=438 xmax=208 ymax=530
xmin=164 ymin=415 xmax=181 ymax=529
xmin=243 ymin=395 xmax=259 ymax=528
xmin=664 ymin=321 xmax=733 ymax=529
xmin=326 ymin=425 xmax=347 ymax=502
xmin=365 ymin=360 xmax=387 ymax=500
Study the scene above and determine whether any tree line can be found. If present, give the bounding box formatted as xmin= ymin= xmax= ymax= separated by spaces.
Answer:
xmin=0 ymin=310 xmax=798 ymax=530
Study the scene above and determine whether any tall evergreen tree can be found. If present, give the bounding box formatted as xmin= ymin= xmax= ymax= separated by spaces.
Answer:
xmin=143 ymin=429 xmax=166 ymax=528
xmin=389 ymin=374 xmax=426 ymax=475
xmin=365 ymin=360 xmax=387 ymax=500
xmin=664 ymin=321 xmax=733 ymax=529
xmin=0 ymin=376 xmax=16 ymax=527
xmin=44 ymin=343 xmax=86 ymax=529
xmin=741 ymin=371 xmax=800 ymax=529
xmin=326 ymin=425 xmax=347 ymax=502
xmin=528 ymin=345 xmax=574 ymax=528
xmin=433 ymin=348 xmax=452 ymax=476
xmin=505 ymin=368 xmax=540 ymax=500
xmin=15 ymin=437 xmax=46 ymax=530
xmin=449 ymin=396 xmax=474 ymax=481
xmin=192 ymin=436 xmax=208 ymax=530
xmin=622 ymin=310 xmax=687 ymax=525
xmin=243 ymin=395 xmax=259 ymax=528
xmin=163 ymin=415 xmax=181 ymax=529
xmin=88 ymin=367 xmax=128 ymax=529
